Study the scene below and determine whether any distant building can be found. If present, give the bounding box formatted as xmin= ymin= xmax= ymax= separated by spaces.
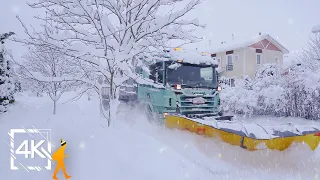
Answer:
xmin=209 ymin=33 xmax=289 ymax=86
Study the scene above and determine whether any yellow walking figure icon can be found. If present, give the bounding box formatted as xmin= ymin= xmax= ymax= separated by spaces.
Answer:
xmin=52 ymin=139 xmax=72 ymax=180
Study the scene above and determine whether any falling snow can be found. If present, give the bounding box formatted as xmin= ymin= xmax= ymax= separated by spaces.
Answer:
xmin=79 ymin=141 xmax=85 ymax=149
xmin=1 ymin=92 xmax=320 ymax=179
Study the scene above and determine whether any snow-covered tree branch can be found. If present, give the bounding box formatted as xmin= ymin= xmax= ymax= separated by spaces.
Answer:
xmin=299 ymin=33 xmax=320 ymax=71
xmin=0 ymin=32 xmax=16 ymax=113
xmin=16 ymin=0 xmax=204 ymax=125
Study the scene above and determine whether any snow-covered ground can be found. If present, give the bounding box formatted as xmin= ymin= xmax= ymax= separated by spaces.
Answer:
xmin=1 ymin=93 xmax=320 ymax=180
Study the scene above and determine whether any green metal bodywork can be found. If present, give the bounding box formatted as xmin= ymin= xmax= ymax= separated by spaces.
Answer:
xmin=134 ymin=54 xmax=221 ymax=123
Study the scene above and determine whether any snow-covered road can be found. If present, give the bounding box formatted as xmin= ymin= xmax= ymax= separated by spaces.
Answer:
xmin=1 ymin=92 xmax=320 ymax=180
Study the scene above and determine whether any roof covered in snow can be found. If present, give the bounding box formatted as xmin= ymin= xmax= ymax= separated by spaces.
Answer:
xmin=165 ymin=50 xmax=218 ymax=66
xmin=209 ymin=33 xmax=289 ymax=54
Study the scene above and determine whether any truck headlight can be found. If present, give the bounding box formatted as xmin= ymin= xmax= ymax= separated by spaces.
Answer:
xmin=217 ymin=86 xmax=222 ymax=91
xmin=174 ymin=84 xmax=181 ymax=90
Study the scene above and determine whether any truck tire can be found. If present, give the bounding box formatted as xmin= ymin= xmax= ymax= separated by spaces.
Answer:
xmin=139 ymin=102 xmax=161 ymax=125
xmin=137 ymin=103 xmax=153 ymax=120
xmin=146 ymin=103 xmax=156 ymax=123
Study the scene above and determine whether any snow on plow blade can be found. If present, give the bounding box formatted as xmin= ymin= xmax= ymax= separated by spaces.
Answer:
xmin=165 ymin=115 xmax=320 ymax=151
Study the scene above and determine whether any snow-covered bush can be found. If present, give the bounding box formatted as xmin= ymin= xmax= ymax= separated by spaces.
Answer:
xmin=220 ymin=82 xmax=258 ymax=116
xmin=220 ymin=59 xmax=320 ymax=120
xmin=0 ymin=42 xmax=16 ymax=113
xmin=281 ymin=62 xmax=320 ymax=119
xmin=220 ymin=64 xmax=286 ymax=117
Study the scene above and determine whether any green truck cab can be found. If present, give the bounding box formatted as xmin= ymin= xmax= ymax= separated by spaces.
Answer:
xmin=134 ymin=49 xmax=223 ymax=123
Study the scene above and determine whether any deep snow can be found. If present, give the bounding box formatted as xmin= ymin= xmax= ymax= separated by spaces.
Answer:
xmin=1 ymin=92 xmax=320 ymax=180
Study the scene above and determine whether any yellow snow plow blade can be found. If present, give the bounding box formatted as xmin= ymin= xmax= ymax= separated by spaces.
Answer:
xmin=165 ymin=115 xmax=320 ymax=151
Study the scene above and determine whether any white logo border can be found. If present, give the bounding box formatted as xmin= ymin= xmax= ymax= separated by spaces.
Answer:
xmin=9 ymin=129 xmax=53 ymax=171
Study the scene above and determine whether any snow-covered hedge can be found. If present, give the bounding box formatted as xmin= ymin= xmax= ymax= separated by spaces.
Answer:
xmin=220 ymin=63 xmax=320 ymax=120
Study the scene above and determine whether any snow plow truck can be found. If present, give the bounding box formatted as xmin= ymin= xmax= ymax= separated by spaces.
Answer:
xmin=118 ymin=48 xmax=320 ymax=151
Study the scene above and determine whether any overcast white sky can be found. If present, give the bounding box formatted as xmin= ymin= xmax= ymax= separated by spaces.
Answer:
xmin=1 ymin=0 xmax=320 ymax=61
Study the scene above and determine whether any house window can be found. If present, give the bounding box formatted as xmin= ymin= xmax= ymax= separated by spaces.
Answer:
xmin=226 ymin=50 xmax=234 ymax=55
xmin=223 ymin=78 xmax=235 ymax=87
xmin=256 ymin=49 xmax=263 ymax=53
xmin=256 ymin=54 xmax=262 ymax=65
xmin=226 ymin=55 xmax=233 ymax=71
xmin=212 ymin=56 xmax=216 ymax=62
xmin=216 ymin=57 xmax=222 ymax=67
xmin=212 ymin=56 xmax=222 ymax=68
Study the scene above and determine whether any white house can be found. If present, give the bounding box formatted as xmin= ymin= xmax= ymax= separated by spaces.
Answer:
xmin=208 ymin=33 xmax=289 ymax=86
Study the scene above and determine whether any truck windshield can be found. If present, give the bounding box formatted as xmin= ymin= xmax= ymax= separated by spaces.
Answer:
xmin=166 ymin=62 xmax=218 ymax=89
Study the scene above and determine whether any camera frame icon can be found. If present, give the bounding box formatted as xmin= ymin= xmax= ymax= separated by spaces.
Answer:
xmin=9 ymin=128 xmax=53 ymax=171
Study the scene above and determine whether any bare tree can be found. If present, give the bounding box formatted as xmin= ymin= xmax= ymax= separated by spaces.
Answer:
xmin=19 ymin=44 xmax=82 ymax=114
xmin=299 ymin=33 xmax=320 ymax=70
xmin=16 ymin=0 xmax=204 ymax=125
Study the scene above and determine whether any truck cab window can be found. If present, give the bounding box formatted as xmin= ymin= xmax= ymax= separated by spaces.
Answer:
xmin=149 ymin=64 xmax=157 ymax=82
xmin=149 ymin=62 xmax=164 ymax=84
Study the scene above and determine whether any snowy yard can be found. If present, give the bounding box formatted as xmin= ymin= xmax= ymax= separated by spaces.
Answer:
xmin=1 ymin=93 xmax=320 ymax=180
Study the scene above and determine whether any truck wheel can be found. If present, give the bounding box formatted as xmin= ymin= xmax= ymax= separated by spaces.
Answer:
xmin=138 ymin=103 xmax=155 ymax=122
xmin=146 ymin=104 xmax=156 ymax=123
xmin=218 ymin=111 xmax=223 ymax=116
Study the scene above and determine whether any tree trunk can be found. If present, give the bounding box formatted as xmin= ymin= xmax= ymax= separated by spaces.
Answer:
xmin=53 ymin=84 xmax=57 ymax=115
xmin=100 ymin=86 xmax=111 ymax=127
xmin=108 ymin=73 xmax=114 ymax=127
xmin=53 ymin=100 xmax=56 ymax=115
xmin=99 ymin=86 xmax=120 ymax=127
xmin=99 ymin=71 xmax=122 ymax=127
xmin=108 ymin=88 xmax=120 ymax=127
xmin=87 ymin=92 xmax=91 ymax=101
